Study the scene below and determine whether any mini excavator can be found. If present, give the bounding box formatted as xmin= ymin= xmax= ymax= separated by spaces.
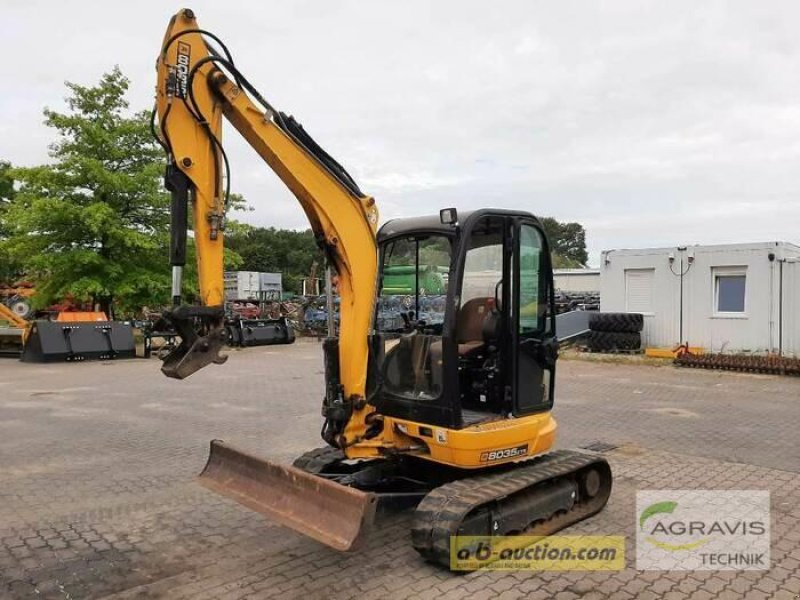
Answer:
xmin=153 ymin=8 xmax=611 ymax=566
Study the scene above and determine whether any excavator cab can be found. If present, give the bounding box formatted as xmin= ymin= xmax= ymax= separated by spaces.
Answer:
xmin=371 ymin=209 xmax=557 ymax=430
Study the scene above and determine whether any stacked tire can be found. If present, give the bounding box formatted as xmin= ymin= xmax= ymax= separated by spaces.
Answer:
xmin=587 ymin=313 xmax=643 ymax=353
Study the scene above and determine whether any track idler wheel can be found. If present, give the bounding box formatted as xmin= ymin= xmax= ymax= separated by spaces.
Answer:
xmin=579 ymin=467 xmax=602 ymax=499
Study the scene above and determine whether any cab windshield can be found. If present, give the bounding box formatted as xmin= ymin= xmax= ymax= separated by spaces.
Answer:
xmin=376 ymin=235 xmax=451 ymax=332
xmin=375 ymin=235 xmax=451 ymax=400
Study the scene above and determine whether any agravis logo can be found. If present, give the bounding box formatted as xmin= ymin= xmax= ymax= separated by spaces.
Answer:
xmin=636 ymin=490 xmax=770 ymax=570
xmin=640 ymin=500 xmax=709 ymax=551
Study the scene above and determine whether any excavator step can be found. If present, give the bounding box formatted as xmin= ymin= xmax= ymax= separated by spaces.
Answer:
xmin=411 ymin=449 xmax=612 ymax=568
xmin=198 ymin=440 xmax=377 ymax=551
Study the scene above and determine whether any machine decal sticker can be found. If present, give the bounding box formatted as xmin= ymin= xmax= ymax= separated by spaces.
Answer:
xmin=481 ymin=444 xmax=528 ymax=462
xmin=175 ymin=42 xmax=191 ymax=99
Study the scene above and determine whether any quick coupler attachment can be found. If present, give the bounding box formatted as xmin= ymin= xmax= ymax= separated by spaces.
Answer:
xmin=161 ymin=305 xmax=227 ymax=379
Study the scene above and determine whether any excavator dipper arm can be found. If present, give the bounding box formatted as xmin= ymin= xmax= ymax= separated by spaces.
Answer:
xmin=155 ymin=10 xmax=379 ymax=451
xmin=154 ymin=10 xmax=385 ymax=550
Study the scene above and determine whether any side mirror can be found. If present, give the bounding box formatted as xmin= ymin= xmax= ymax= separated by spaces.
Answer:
xmin=439 ymin=207 xmax=458 ymax=225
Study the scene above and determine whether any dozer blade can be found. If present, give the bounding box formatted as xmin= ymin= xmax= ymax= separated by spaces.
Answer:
xmin=198 ymin=440 xmax=377 ymax=551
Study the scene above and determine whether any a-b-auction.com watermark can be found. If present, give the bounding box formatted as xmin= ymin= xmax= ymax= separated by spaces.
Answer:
xmin=636 ymin=490 xmax=770 ymax=570
xmin=449 ymin=490 xmax=769 ymax=571
xmin=449 ymin=535 xmax=625 ymax=571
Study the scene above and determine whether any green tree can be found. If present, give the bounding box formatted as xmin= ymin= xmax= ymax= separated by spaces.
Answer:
xmin=540 ymin=217 xmax=588 ymax=267
xmin=3 ymin=68 xmax=169 ymax=316
xmin=226 ymin=227 xmax=321 ymax=294
xmin=0 ymin=160 xmax=14 ymax=205
xmin=0 ymin=160 xmax=22 ymax=282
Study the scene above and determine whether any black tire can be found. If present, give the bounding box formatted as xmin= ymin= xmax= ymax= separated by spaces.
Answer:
xmin=225 ymin=324 xmax=242 ymax=347
xmin=587 ymin=331 xmax=641 ymax=352
xmin=283 ymin=318 xmax=296 ymax=344
xmin=589 ymin=312 xmax=643 ymax=333
xmin=587 ymin=330 xmax=609 ymax=352
xmin=7 ymin=297 xmax=32 ymax=320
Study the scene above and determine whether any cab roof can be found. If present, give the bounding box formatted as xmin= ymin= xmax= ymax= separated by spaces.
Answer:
xmin=377 ymin=208 xmax=541 ymax=242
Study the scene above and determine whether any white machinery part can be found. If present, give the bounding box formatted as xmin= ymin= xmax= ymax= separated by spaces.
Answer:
xmin=8 ymin=298 xmax=32 ymax=319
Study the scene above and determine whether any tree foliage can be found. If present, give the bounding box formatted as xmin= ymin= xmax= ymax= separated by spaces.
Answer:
xmin=0 ymin=160 xmax=21 ymax=282
xmin=0 ymin=160 xmax=14 ymax=206
xmin=226 ymin=227 xmax=321 ymax=294
xmin=540 ymin=217 xmax=588 ymax=267
xmin=2 ymin=68 xmax=185 ymax=315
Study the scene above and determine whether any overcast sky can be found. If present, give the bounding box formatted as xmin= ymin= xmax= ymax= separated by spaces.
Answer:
xmin=2 ymin=1 xmax=799 ymax=265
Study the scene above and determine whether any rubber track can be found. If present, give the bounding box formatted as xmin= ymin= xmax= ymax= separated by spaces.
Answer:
xmin=410 ymin=449 xmax=610 ymax=566
xmin=292 ymin=446 xmax=344 ymax=473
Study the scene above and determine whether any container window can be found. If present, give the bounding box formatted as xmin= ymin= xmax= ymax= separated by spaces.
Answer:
xmin=714 ymin=270 xmax=746 ymax=314
xmin=625 ymin=268 xmax=655 ymax=313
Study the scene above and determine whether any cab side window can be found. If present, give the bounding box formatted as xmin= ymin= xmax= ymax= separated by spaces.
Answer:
xmin=518 ymin=224 xmax=545 ymax=335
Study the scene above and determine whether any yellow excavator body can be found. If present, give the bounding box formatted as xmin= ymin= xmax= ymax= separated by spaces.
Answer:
xmin=154 ymin=9 xmax=612 ymax=562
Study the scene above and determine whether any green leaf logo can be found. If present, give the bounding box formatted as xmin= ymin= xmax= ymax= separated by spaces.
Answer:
xmin=639 ymin=500 xmax=709 ymax=551
xmin=639 ymin=501 xmax=677 ymax=530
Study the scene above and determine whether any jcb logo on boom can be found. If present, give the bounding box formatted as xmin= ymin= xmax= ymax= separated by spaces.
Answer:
xmin=480 ymin=444 xmax=528 ymax=462
xmin=175 ymin=42 xmax=191 ymax=99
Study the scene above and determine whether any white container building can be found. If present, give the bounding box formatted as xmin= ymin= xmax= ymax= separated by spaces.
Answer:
xmin=259 ymin=272 xmax=283 ymax=299
xmin=224 ymin=271 xmax=283 ymax=301
xmin=599 ymin=242 xmax=800 ymax=356
xmin=553 ymin=268 xmax=600 ymax=293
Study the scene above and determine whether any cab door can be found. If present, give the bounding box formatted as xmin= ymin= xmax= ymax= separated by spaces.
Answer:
xmin=512 ymin=220 xmax=556 ymax=415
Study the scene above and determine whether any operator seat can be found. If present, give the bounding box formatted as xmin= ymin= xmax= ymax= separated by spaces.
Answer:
xmin=456 ymin=297 xmax=495 ymax=355
xmin=421 ymin=296 xmax=498 ymax=390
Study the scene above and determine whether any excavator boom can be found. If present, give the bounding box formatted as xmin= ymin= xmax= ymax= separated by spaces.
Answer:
xmin=154 ymin=9 xmax=382 ymax=549
xmin=155 ymin=9 xmax=379 ymax=439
